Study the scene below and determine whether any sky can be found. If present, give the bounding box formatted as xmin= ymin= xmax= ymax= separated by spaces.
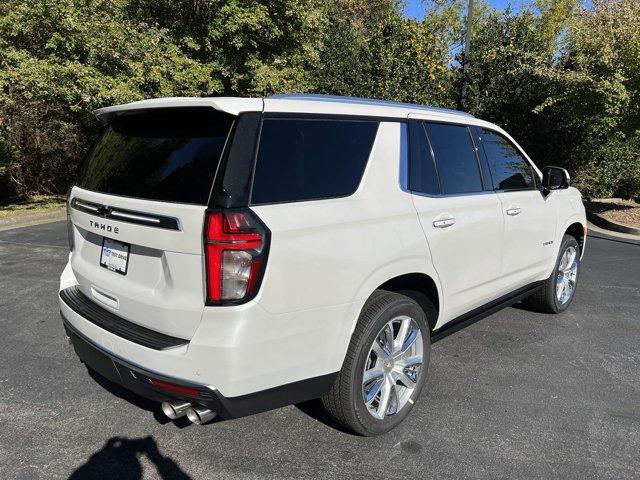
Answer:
xmin=405 ymin=0 xmax=515 ymax=20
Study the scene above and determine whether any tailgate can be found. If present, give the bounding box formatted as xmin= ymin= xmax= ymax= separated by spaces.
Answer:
xmin=66 ymin=107 xmax=236 ymax=340
xmin=69 ymin=187 xmax=207 ymax=339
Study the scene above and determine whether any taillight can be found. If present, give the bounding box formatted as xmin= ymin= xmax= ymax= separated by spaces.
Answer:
xmin=204 ymin=209 xmax=269 ymax=304
xmin=148 ymin=378 xmax=200 ymax=397
xmin=66 ymin=198 xmax=74 ymax=252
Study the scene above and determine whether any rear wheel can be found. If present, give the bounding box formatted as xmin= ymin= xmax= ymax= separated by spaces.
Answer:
xmin=321 ymin=290 xmax=432 ymax=436
xmin=525 ymin=235 xmax=580 ymax=313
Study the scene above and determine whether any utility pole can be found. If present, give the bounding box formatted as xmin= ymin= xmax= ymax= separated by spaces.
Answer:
xmin=461 ymin=0 xmax=474 ymax=108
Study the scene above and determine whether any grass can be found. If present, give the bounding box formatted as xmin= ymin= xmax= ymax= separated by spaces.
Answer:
xmin=0 ymin=195 xmax=66 ymax=219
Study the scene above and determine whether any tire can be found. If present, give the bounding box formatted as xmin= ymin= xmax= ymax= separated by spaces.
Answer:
xmin=524 ymin=234 xmax=580 ymax=314
xmin=321 ymin=290 xmax=432 ymax=436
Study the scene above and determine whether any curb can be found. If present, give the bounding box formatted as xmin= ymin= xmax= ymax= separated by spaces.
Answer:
xmin=586 ymin=210 xmax=640 ymax=236
xmin=587 ymin=222 xmax=640 ymax=245
xmin=0 ymin=209 xmax=66 ymax=232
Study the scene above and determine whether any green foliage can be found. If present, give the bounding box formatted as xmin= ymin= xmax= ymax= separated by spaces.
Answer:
xmin=123 ymin=0 xmax=325 ymax=95
xmin=462 ymin=0 xmax=640 ymax=198
xmin=535 ymin=0 xmax=640 ymax=197
xmin=0 ymin=0 xmax=639 ymax=198
xmin=588 ymin=132 xmax=640 ymax=199
xmin=312 ymin=0 xmax=461 ymax=106
xmin=459 ymin=8 xmax=560 ymax=164
xmin=0 ymin=0 xmax=217 ymax=196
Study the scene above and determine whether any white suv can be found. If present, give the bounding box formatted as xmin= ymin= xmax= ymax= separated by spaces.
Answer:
xmin=59 ymin=94 xmax=586 ymax=435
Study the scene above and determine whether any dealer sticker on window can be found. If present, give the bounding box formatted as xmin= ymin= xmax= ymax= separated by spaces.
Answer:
xmin=100 ymin=238 xmax=130 ymax=275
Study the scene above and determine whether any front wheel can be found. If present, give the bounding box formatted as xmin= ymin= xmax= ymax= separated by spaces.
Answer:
xmin=525 ymin=234 xmax=580 ymax=313
xmin=321 ymin=290 xmax=432 ymax=436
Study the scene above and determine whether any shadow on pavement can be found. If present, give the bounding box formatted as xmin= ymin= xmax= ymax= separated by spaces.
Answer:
xmin=295 ymin=399 xmax=356 ymax=435
xmin=92 ymin=365 xmax=348 ymax=435
xmin=430 ymin=300 xmax=544 ymax=343
xmin=68 ymin=436 xmax=191 ymax=480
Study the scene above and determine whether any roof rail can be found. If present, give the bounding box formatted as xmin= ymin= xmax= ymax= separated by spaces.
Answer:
xmin=268 ymin=93 xmax=473 ymax=117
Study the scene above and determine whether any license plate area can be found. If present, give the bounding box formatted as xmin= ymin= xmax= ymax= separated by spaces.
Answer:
xmin=100 ymin=237 xmax=130 ymax=275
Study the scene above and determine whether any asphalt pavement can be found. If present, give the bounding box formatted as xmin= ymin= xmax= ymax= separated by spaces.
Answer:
xmin=0 ymin=221 xmax=638 ymax=480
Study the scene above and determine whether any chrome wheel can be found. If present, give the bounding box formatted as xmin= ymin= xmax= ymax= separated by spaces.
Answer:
xmin=362 ymin=316 xmax=423 ymax=420
xmin=556 ymin=245 xmax=578 ymax=304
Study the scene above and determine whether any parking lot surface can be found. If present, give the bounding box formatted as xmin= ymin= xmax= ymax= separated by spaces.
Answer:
xmin=1 ymin=221 xmax=638 ymax=480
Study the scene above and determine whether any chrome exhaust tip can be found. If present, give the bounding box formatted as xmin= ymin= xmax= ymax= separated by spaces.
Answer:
xmin=161 ymin=400 xmax=192 ymax=420
xmin=186 ymin=406 xmax=216 ymax=425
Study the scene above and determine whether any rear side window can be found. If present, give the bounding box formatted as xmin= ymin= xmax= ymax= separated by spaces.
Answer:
xmin=425 ymin=123 xmax=483 ymax=195
xmin=479 ymin=129 xmax=535 ymax=190
xmin=408 ymin=121 xmax=440 ymax=195
xmin=250 ymin=118 xmax=378 ymax=204
xmin=78 ymin=108 xmax=234 ymax=204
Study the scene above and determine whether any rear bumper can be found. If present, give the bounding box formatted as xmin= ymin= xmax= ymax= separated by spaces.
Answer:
xmin=60 ymin=285 xmax=188 ymax=350
xmin=58 ymin=250 xmax=346 ymax=416
xmin=62 ymin=314 xmax=336 ymax=419
xmin=62 ymin=316 xmax=218 ymax=410
xmin=59 ymin=255 xmax=347 ymax=398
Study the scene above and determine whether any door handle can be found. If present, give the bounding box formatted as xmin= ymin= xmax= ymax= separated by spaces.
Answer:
xmin=506 ymin=207 xmax=521 ymax=216
xmin=433 ymin=217 xmax=456 ymax=228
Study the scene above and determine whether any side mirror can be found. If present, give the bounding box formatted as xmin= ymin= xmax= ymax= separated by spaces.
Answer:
xmin=542 ymin=166 xmax=570 ymax=191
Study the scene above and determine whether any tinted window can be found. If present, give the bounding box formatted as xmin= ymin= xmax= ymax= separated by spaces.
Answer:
xmin=425 ymin=123 xmax=482 ymax=194
xmin=408 ymin=121 xmax=440 ymax=195
xmin=251 ymin=118 xmax=378 ymax=204
xmin=469 ymin=126 xmax=494 ymax=191
xmin=78 ymin=108 xmax=234 ymax=204
xmin=479 ymin=129 xmax=535 ymax=190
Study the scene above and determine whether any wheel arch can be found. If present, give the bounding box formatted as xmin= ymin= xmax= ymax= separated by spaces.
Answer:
xmin=336 ymin=258 xmax=442 ymax=379
xmin=376 ymin=273 xmax=440 ymax=332
xmin=343 ymin=260 xmax=443 ymax=348
xmin=565 ymin=221 xmax=586 ymax=255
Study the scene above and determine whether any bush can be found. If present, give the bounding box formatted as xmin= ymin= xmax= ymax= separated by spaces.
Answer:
xmin=587 ymin=132 xmax=640 ymax=199
xmin=0 ymin=0 xmax=639 ymax=199
xmin=459 ymin=0 xmax=640 ymax=198
xmin=0 ymin=0 xmax=220 ymax=198
xmin=312 ymin=0 xmax=459 ymax=106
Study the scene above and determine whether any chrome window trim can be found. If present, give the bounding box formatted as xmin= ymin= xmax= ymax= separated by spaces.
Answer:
xmin=407 ymin=189 xmax=500 ymax=199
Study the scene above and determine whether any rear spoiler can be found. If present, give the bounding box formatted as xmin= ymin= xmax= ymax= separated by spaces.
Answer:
xmin=94 ymin=97 xmax=263 ymax=124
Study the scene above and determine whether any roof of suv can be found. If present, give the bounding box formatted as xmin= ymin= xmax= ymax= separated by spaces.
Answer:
xmin=91 ymin=93 xmax=539 ymax=175
xmin=94 ymin=94 xmax=476 ymax=124
xmin=266 ymin=93 xmax=473 ymax=119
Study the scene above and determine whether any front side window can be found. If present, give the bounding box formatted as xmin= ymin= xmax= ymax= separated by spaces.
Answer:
xmin=425 ymin=123 xmax=483 ymax=195
xmin=479 ymin=129 xmax=535 ymax=190
xmin=250 ymin=118 xmax=379 ymax=204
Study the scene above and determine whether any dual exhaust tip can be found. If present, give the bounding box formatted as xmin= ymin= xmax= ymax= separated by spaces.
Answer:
xmin=161 ymin=400 xmax=216 ymax=425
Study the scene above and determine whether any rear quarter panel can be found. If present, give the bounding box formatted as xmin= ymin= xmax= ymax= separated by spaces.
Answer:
xmin=250 ymin=121 xmax=438 ymax=374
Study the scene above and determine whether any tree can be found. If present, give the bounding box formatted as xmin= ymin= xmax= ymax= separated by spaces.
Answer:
xmin=537 ymin=0 xmax=640 ymax=197
xmin=1 ymin=0 xmax=639 ymax=199
xmin=312 ymin=0 xmax=460 ymax=106
xmin=0 ymin=0 xmax=217 ymax=196
xmin=0 ymin=0 xmax=325 ymax=197
xmin=458 ymin=0 xmax=640 ymax=198
xmin=458 ymin=7 xmax=561 ymax=166
xmin=123 ymin=0 xmax=325 ymax=95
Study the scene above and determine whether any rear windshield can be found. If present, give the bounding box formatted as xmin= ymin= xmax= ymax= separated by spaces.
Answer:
xmin=78 ymin=108 xmax=234 ymax=204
